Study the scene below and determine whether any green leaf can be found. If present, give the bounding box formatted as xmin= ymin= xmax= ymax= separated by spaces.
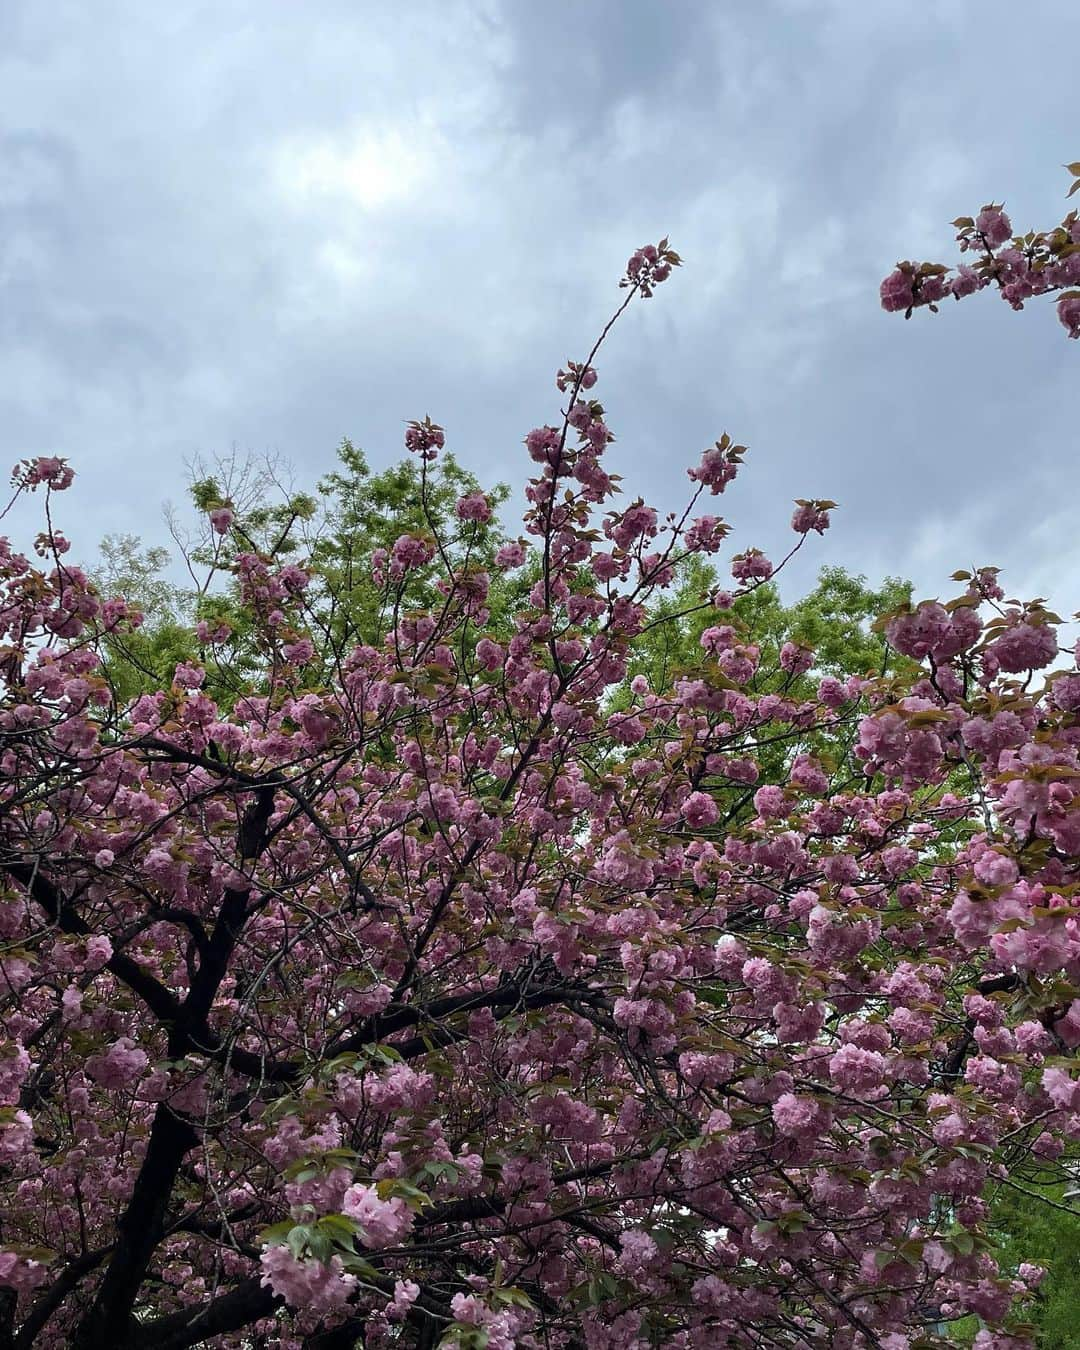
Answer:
xmin=338 ymin=1253 xmax=381 ymax=1279
xmin=491 ymin=1285 xmax=535 ymax=1308
xmin=317 ymin=1213 xmax=361 ymax=1246
xmin=378 ymin=1177 xmax=432 ymax=1209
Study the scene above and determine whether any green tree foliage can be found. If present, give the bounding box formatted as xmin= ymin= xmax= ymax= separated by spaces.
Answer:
xmin=304 ymin=437 xmax=513 ymax=652
xmin=94 ymin=534 xmax=195 ymax=707
xmin=950 ymin=1179 xmax=1080 ymax=1346
xmin=92 ymin=440 xmax=511 ymax=705
xmin=619 ymin=562 xmax=912 ymax=699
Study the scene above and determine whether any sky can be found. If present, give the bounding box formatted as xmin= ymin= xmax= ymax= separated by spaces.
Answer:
xmin=2 ymin=0 xmax=1078 ymax=613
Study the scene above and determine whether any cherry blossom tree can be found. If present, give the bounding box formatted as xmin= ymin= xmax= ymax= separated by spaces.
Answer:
xmin=1 ymin=238 xmax=1079 ymax=1349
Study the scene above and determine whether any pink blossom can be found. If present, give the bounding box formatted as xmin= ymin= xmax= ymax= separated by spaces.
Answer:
xmin=84 ymin=934 xmax=113 ymax=970
xmin=282 ymin=638 xmax=315 ymax=665
xmin=688 ymin=443 xmax=740 ymax=494
xmin=950 ymin=264 xmax=981 ymax=298
xmin=0 ymin=1110 xmax=32 ymax=1165
xmin=880 ymin=268 xmax=914 ymax=312
xmin=367 ymin=1063 xmax=435 ymax=1113
xmin=779 ymin=641 xmax=814 ymax=675
xmin=495 ymin=540 xmax=526 ymax=568
xmin=525 ymin=426 xmax=560 ymax=464
xmin=976 ymin=206 xmax=1012 ymax=247
xmin=887 ymin=602 xmax=980 ymax=661
xmin=260 ymin=1245 xmax=357 ymax=1314
xmin=456 ymin=491 xmax=493 ymax=523
xmin=610 ymin=503 xmax=657 ymax=550
xmin=684 ymin=514 xmax=728 ymax=553
xmin=386 ymin=1278 xmax=420 ymax=1321
xmin=772 ymin=1092 xmax=818 ymax=1137
xmin=13 ymin=456 xmax=75 ymax=491
xmin=617 ymin=1229 xmax=659 ymax=1274
xmin=391 ymin=534 xmax=436 ymax=573
xmin=791 ymin=501 xmax=831 ymax=535
xmin=973 ymin=850 xmax=1019 ymax=888
xmin=682 ymin=791 xmax=719 ymax=829
xmin=0 ymin=1044 xmax=30 ymax=1106
xmin=753 ymin=785 xmax=787 ymax=819
xmin=828 ymin=1043 xmax=887 ymax=1095
xmin=1059 ymin=295 xmax=1080 ymax=338
xmin=475 ymin=638 xmax=503 ymax=671
xmin=0 ymin=1248 xmax=48 ymax=1296
xmin=86 ymin=1037 xmax=149 ymax=1090
xmin=987 ymin=620 xmax=1058 ymax=672
xmin=342 ymin=1183 xmax=415 ymax=1248
xmin=404 ymin=419 xmax=444 ymax=458
xmin=731 ymin=549 xmax=773 ymax=583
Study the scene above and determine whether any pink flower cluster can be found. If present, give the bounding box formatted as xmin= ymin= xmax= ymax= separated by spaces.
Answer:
xmin=622 ymin=238 xmax=681 ymax=297
xmin=883 ymin=163 xmax=1080 ymax=336
xmin=341 ymin=1183 xmax=414 ymax=1248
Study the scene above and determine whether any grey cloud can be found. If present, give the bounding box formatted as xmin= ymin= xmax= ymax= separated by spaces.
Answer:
xmin=0 ymin=0 xmax=1077 ymax=613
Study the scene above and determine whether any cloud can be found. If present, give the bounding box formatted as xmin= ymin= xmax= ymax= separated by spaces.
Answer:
xmin=273 ymin=127 xmax=435 ymax=211
xmin=0 ymin=0 xmax=1076 ymax=616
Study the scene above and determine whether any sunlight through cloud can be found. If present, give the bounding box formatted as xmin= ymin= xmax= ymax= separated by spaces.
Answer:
xmin=273 ymin=127 xmax=431 ymax=211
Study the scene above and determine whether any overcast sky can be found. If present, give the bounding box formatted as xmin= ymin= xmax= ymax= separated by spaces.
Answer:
xmin=2 ymin=0 xmax=1077 ymax=611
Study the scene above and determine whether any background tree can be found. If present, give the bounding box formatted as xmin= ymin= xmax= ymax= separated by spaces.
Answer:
xmin=93 ymin=440 xmax=511 ymax=708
